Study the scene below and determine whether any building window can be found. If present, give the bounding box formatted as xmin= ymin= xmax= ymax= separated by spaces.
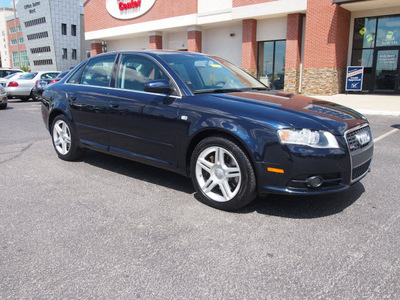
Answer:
xmin=352 ymin=14 xmax=400 ymax=93
xmin=62 ymin=48 xmax=67 ymax=59
xmin=257 ymin=40 xmax=286 ymax=90
xmin=25 ymin=17 xmax=46 ymax=27
xmin=33 ymin=59 xmax=53 ymax=66
xmin=12 ymin=50 xmax=29 ymax=67
xmin=86 ymin=51 xmax=91 ymax=58
xmin=72 ymin=49 xmax=77 ymax=60
xmin=27 ymin=31 xmax=49 ymax=40
xmin=11 ymin=39 xmax=17 ymax=45
xmin=71 ymin=24 xmax=76 ymax=36
xmin=61 ymin=23 xmax=67 ymax=35
xmin=31 ymin=46 xmax=51 ymax=54
xmin=9 ymin=27 xmax=16 ymax=34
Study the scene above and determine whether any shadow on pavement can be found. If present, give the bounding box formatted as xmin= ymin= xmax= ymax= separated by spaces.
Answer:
xmin=79 ymin=150 xmax=365 ymax=218
xmin=238 ymin=182 xmax=365 ymax=218
xmin=79 ymin=149 xmax=195 ymax=195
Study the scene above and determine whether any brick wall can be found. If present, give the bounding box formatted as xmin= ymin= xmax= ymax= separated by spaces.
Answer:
xmin=6 ymin=18 xmax=26 ymax=68
xmin=149 ymin=34 xmax=162 ymax=50
xmin=242 ymin=19 xmax=257 ymax=77
xmin=84 ymin=0 xmax=197 ymax=32
xmin=91 ymin=42 xmax=103 ymax=56
xmin=233 ymin=0 xmax=277 ymax=7
xmin=188 ymin=30 xmax=202 ymax=53
xmin=285 ymin=13 xmax=304 ymax=94
xmin=302 ymin=0 xmax=351 ymax=94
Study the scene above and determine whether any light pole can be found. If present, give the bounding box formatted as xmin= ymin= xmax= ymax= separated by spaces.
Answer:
xmin=12 ymin=0 xmax=21 ymax=68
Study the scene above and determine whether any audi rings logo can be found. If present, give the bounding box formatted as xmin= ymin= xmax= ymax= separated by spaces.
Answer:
xmin=106 ymin=0 xmax=156 ymax=19
xmin=355 ymin=131 xmax=371 ymax=146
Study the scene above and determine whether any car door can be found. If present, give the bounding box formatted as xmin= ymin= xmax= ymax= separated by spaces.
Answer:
xmin=107 ymin=54 xmax=181 ymax=167
xmin=66 ymin=54 xmax=117 ymax=150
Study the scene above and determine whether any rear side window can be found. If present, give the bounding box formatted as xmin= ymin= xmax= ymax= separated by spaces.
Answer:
xmin=80 ymin=55 xmax=116 ymax=87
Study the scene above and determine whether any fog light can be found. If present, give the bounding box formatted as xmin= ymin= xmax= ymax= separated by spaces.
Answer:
xmin=306 ymin=176 xmax=323 ymax=188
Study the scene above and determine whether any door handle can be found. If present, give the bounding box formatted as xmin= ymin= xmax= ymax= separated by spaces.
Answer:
xmin=109 ymin=100 xmax=120 ymax=108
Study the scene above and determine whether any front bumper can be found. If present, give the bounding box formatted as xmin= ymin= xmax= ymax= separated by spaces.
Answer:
xmin=257 ymin=125 xmax=373 ymax=195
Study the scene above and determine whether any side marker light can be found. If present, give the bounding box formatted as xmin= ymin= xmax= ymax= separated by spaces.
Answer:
xmin=267 ymin=167 xmax=284 ymax=174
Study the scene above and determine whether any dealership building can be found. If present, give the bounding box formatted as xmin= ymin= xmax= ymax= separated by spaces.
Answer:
xmin=83 ymin=0 xmax=400 ymax=95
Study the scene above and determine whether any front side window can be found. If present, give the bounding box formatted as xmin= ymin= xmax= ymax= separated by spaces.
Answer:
xmin=117 ymin=54 xmax=170 ymax=92
xmin=80 ymin=55 xmax=116 ymax=87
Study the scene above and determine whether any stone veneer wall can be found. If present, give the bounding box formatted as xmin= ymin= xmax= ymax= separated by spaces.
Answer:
xmin=301 ymin=67 xmax=346 ymax=95
xmin=284 ymin=68 xmax=301 ymax=94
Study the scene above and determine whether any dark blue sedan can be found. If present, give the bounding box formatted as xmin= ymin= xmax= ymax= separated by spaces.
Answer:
xmin=41 ymin=51 xmax=373 ymax=211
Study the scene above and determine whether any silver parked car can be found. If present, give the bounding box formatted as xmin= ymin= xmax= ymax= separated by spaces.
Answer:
xmin=0 ymin=72 xmax=26 ymax=88
xmin=0 ymin=86 xmax=7 ymax=109
xmin=5 ymin=71 xmax=60 ymax=101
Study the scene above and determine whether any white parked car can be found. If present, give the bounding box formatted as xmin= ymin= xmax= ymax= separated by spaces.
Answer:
xmin=0 ymin=72 xmax=26 ymax=88
xmin=0 ymin=86 xmax=7 ymax=109
xmin=5 ymin=71 xmax=60 ymax=101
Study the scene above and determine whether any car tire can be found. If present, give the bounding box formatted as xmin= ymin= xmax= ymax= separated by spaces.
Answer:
xmin=51 ymin=115 xmax=82 ymax=161
xmin=0 ymin=103 xmax=6 ymax=109
xmin=191 ymin=136 xmax=257 ymax=211
xmin=20 ymin=96 xmax=29 ymax=102
xmin=30 ymin=91 xmax=38 ymax=101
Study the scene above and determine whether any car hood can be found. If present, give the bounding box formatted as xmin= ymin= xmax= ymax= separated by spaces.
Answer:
xmin=214 ymin=90 xmax=368 ymax=135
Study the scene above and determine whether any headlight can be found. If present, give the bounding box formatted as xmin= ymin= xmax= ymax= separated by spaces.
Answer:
xmin=0 ymin=87 xmax=5 ymax=94
xmin=277 ymin=129 xmax=339 ymax=149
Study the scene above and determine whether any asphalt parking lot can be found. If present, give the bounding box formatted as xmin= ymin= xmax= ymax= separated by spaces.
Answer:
xmin=1 ymin=99 xmax=399 ymax=299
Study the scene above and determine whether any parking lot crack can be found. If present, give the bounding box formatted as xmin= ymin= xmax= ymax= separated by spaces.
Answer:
xmin=0 ymin=141 xmax=37 ymax=165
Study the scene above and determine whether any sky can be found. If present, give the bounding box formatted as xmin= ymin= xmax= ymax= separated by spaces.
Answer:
xmin=0 ymin=0 xmax=14 ymax=8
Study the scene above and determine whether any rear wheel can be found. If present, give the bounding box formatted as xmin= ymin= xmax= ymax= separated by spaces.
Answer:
xmin=0 ymin=103 xmax=6 ymax=109
xmin=191 ymin=136 xmax=257 ymax=211
xmin=51 ymin=115 xmax=82 ymax=161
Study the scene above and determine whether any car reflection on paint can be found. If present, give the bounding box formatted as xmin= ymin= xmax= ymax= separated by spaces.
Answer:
xmin=41 ymin=51 xmax=373 ymax=211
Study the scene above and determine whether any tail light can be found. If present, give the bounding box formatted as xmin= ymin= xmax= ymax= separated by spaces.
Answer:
xmin=8 ymin=81 xmax=19 ymax=87
xmin=35 ymin=80 xmax=38 ymax=88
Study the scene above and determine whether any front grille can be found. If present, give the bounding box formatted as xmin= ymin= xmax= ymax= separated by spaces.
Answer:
xmin=346 ymin=125 xmax=372 ymax=152
xmin=352 ymin=159 xmax=371 ymax=180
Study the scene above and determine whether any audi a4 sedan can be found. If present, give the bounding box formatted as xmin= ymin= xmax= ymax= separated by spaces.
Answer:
xmin=41 ymin=51 xmax=373 ymax=211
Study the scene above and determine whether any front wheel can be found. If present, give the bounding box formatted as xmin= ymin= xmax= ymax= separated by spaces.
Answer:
xmin=191 ymin=136 xmax=257 ymax=211
xmin=51 ymin=115 xmax=82 ymax=161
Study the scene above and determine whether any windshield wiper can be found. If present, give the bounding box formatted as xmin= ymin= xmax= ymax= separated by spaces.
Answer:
xmin=194 ymin=88 xmax=245 ymax=94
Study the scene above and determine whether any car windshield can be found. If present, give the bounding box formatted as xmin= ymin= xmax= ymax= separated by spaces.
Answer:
xmin=20 ymin=73 xmax=38 ymax=80
xmin=159 ymin=53 xmax=267 ymax=94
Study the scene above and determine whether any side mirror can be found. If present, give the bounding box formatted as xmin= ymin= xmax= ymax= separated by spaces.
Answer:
xmin=144 ymin=79 xmax=172 ymax=94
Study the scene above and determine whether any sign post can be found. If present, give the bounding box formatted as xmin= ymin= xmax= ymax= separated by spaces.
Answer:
xmin=346 ymin=66 xmax=364 ymax=92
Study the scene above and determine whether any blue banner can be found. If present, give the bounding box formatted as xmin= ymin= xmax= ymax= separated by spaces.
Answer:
xmin=346 ymin=66 xmax=364 ymax=91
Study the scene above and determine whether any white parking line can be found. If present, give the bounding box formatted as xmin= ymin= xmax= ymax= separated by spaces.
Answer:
xmin=374 ymin=127 xmax=400 ymax=143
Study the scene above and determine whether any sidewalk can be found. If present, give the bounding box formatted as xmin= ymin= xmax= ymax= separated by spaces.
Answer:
xmin=313 ymin=94 xmax=400 ymax=116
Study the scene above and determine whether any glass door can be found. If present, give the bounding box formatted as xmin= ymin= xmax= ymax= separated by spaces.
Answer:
xmin=374 ymin=49 xmax=400 ymax=93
